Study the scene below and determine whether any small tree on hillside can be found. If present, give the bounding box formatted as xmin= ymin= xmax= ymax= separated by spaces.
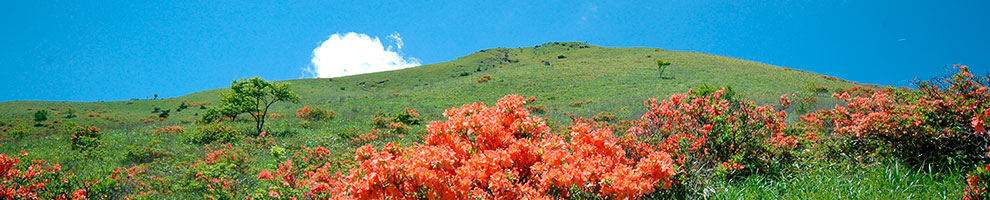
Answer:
xmin=657 ymin=59 xmax=672 ymax=79
xmin=204 ymin=77 xmax=299 ymax=135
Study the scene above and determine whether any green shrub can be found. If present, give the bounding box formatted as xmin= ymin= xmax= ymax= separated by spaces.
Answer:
xmin=61 ymin=107 xmax=77 ymax=118
xmin=158 ymin=109 xmax=170 ymax=119
xmin=123 ymin=142 xmax=172 ymax=164
xmin=526 ymin=104 xmax=548 ymax=114
xmin=33 ymin=110 xmax=48 ymax=123
xmin=188 ymin=123 xmax=240 ymax=144
xmin=592 ymin=111 xmax=616 ymax=122
xmin=67 ymin=123 xmax=103 ymax=153
xmin=394 ymin=108 xmax=421 ymax=125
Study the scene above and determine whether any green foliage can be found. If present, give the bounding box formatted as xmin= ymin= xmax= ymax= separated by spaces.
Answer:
xmin=123 ymin=141 xmax=172 ymax=164
xmin=657 ymin=59 xmax=672 ymax=79
xmin=181 ymin=144 xmax=254 ymax=199
xmin=204 ymin=77 xmax=300 ymax=135
xmin=61 ymin=106 xmax=77 ymax=118
xmin=67 ymin=122 xmax=103 ymax=153
xmin=393 ymin=108 xmax=421 ymax=125
xmin=369 ymin=108 xmax=420 ymax=136
xmin=526 ymin=104 xmax=548 ymax=114
xmin=965 ymin=164 xmax=990 ymax=199
xmin=188 ymin=123 xmax=240 ymax=144
xmin=33 ymin=110 xmax=48 ymax=123
xmin=158 ymin=109 xmax=170 ymax=119
xmin=592 ymin=111 xmax=616 ymax=122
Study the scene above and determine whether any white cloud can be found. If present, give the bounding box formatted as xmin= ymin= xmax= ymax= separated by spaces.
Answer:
xmin=307 ymin=32 xmax=421 ymax=78
xmin=387 ymin=33 xmax=404 ymax=50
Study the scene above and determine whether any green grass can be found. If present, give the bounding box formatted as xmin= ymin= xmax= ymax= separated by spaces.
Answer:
xmin=713 ymin=160 xmax=964 ymax=199
xmin=1 ymin=42 xmax=951 ymax=199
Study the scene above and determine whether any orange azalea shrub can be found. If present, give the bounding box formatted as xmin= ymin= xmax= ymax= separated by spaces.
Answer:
xmin=256 ymin=95 xmax=676 ymax=199
xmin=369 ymin=108 xmax=420 ymax=135
xmin=68 ymin=124 xmax=102 ymax=153
xmin=82 ymin=166 xmax=172 ymax=199
xmin=1 ymin=152 xmax=83 ymax=199
xmin=963 ymin=165 xmax=990 ymax=200
xmin=801 ymin=65 xmax=990 ymax=168
xmin=183 ymin=144 xmax=253 ymax=199
xmin=188 ymin=101 xmax=211 ymax=107
xmin=253 ymin=146 xmax=353 ymax=199
xmin=966 ymin=164 xmax=990 ymax=200
xmin=478 ymin=74 xmax=492 ymax=83
xmin=151 ymin=126 xmax=184 ymax=135
xmin=626 ymin=87 xmax=800 ymax=196
xmin=295 ymin=106 xmax=334 ymax=120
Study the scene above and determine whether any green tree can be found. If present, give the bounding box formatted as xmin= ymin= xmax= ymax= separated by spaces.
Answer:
xmin=657 ymin=59 xmax=672 ymax=79
xmin=204 ymin=77 xmax=299 ymax=134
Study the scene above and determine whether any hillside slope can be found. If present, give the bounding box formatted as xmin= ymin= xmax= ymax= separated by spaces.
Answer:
xmin=0 ymin=42 xmax=859 ymax=127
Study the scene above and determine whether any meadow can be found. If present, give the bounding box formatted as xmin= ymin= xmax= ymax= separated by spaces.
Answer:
xmin=1 ymin=42 xmax=978 ymax=199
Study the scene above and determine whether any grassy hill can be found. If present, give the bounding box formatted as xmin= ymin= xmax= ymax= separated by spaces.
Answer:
xmin=0 ymin=42 xmax=857 ymax=127
xmin=4 ymin=42 xmax=960 ymax=199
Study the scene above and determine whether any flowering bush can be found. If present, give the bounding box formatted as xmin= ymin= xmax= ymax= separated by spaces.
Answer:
xmin=279 ymin=95 xmax=675 ymax=199
xmin=67 ymin=124 xmax=102 ymax=153
xmin=627 ymin=87 xmax=799 ymax=196
xmin=84 ymin=165 xmax=172 ymax=199
xmin=593 ymin=111 xmax=617 ymax=123
xmin=253 ymin=146 xmax=353 ymax=199
xmin=1 ymin=152 xmax=82 ymax=199
xmin=369 ymin=108 xmax=420 ymax=135
xmin=800 ymin=65 xmax=990 ymax=168
xmin=189 ymin=101 xmax=212 ymax=107
xmin=966 ymin=164 xmax=990 ymax=200
xmin=394 ymin=107 xmax=421 ymax=125
xmin=477 ymin=74 xmax=492 ymax=83
xmin=188 ymin=123 xmax=240 ymax=144
xmin=182 ymin=144 xmax=253 ymax=199
xmin=151 ymin=126 xmax=184 ymax=135
xmin=295 ymin=106 xmax=334 ymax=121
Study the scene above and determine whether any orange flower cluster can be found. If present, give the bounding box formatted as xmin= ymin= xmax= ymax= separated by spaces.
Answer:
xmin=189 ymin=101 xmax=212 ymax=107
xmin=251 ymin=113 xmax=285 ymax=119
xmin=296 ymin=106 xmax=336 ymax=121
xmin=801 ymin=65 xmax=990 ymax=167
xmin=264 ymin=95 xmax=675 ymax=199
xmin=478 ymin=75 xmax=492 ymax=83
xmin=628 ymin=88 xmax=797 ymax=182
xmin=966 ymin=164 xmax=990 ymax=200
xmin=1 ymin=152 xmax=82 ymax=200
xmin=296 ymin=106 xmax=313 ymax=119
xmin=352 ymin=130 xmax=380 ymax=143
xmin=151 ymin=126 xmax=184 ymax=135
xmin=92 ymin=166 xmax=171 ymax=199
xmin=188 ymin=144 xmax=253 ymax=199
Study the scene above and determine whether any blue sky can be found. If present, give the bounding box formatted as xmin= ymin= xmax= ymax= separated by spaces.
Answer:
xmin=1 ymin=1 xmax=987 ymax=102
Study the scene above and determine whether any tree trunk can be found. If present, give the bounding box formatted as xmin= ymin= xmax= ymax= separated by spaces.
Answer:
xmin=659 ymin=66 xmax=667 ymax=78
